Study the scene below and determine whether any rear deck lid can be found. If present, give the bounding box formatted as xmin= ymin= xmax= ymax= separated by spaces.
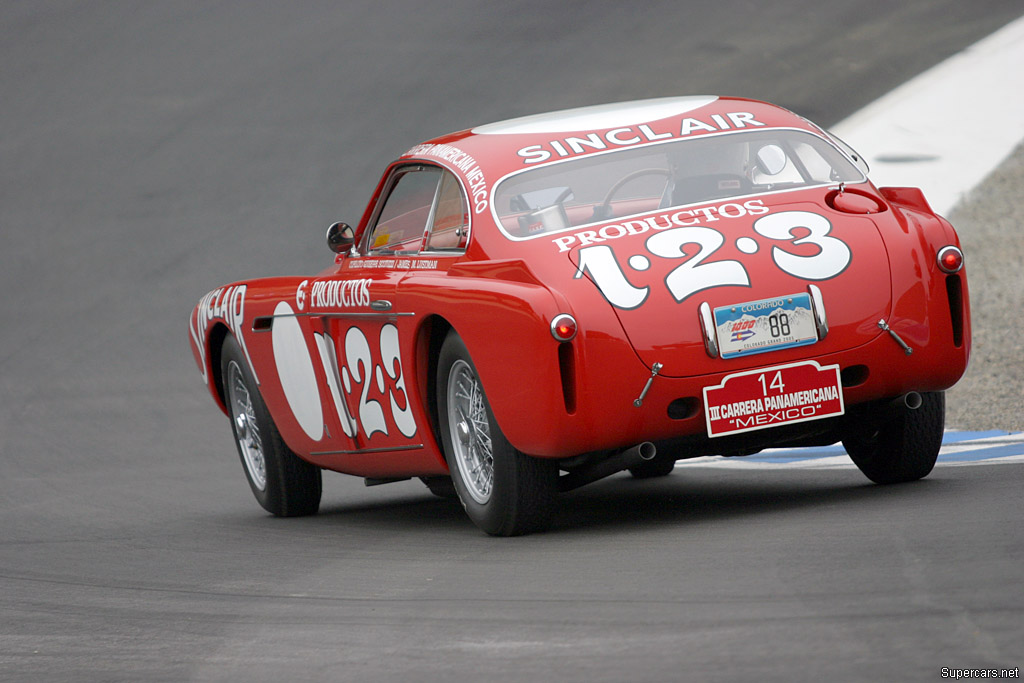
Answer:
xmin=567 ymin=190 xmax=893 ymax=377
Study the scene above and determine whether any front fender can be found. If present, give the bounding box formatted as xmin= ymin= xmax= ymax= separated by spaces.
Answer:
xmin=188 ymin=277 xmax=310 ymax=417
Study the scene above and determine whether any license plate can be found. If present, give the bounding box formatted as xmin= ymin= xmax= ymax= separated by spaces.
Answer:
xmin=703 ymin=360 xmax=844 ymax=438
xmin=714 ymin=293 xmax=818 ymax=359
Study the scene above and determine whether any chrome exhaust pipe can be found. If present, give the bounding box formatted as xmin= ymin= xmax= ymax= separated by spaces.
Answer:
xmin=558 ymin=442 xmax=657 ymax=492
xmin=622 ymin=441 xmax=657 ymax=462
xmin=887 ymin=391 xmax=922 ymax=416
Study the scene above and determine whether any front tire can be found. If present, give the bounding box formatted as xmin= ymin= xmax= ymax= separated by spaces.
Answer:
xmin=419 ymin=476 xmax=458 ymax=499
xmin=221 ymin=335 xmax=322 ymax=516
xmin=436 ymin=332 xmax=557 ymax=536
xmin=843 ymin=391 xmax=944 ymax=484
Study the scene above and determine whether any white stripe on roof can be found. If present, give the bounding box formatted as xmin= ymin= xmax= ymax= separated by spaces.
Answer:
xmin=472 ymin=96 xmax=719 ymax=135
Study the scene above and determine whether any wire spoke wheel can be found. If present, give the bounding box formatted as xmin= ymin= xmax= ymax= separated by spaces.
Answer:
xmin=436 ymin=331 xmax=557 ymax=536
xmin=218 ymin=335 xmax=321 ymax=517
xmin=447 ymin=359 xmax=494 ymax=504
xmin=226 ymin=360 xmax=267 ymax=491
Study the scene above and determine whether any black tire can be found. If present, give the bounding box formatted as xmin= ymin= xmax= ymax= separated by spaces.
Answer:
xmin=220 ymin=335 xmax=322 ymax=516
xmin=842 ymin=392 xmax=945 ymax=484
xmin=628 ymin=456 xmax=677 ymax=479
xmin=419 ymin=476 xmax=458 ymax=499
xmin=436 ymin=331 xmax=557 ymax=536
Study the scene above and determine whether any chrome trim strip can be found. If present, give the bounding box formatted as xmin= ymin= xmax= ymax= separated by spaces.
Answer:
xmin=253 ymin=310 xmax=416 ymax=330
xmin=266 ymin=311 xmax=415 ymax=321
xmin=317 ymin=312 xmax=415 ymax=319
xmin=698 ymin=302 xmax=719 ymax=358
xmin=311 ymin=444 xmax=424 ymax=456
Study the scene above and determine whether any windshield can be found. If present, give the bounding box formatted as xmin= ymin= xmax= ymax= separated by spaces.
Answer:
xmin=492 ymin=129 xmax=865 ymax=240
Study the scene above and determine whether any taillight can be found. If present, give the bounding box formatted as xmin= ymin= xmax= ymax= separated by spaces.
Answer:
xmin=937 ymin=246 xmax=964 ymax=273
xmin=550 ymin=314 xmax=578 ymax=342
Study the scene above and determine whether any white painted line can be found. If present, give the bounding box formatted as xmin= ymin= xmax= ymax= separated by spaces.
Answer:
xmin=675 ymin=454 xmax=1024 ymax=470
xmin=939 ymin=455 xmax=1024 ymax=467
xmin=672 ymin=431 xmax=1024 ymax=469
xmin=675 ymin=455 xmax=855 ymax=470
xmin=831 ymin=14 xmax=1024 ymax=216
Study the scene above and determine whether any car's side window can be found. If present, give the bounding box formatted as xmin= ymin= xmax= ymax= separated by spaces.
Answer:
xmin=366 ymin=166 xmax=442 ymax=254
xmin=424 ymin=171 xmax=469 ymax=252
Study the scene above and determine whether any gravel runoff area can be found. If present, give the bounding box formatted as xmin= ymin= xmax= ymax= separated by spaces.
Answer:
xmin=945 ymin=140 xmax=1024 ymax=431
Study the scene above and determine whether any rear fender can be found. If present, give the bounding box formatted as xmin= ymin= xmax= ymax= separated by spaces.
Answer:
xmin=878 ymin=193 xmax=971 ymax=380
xmin=410 ymin=273 xmax=566 ymax=454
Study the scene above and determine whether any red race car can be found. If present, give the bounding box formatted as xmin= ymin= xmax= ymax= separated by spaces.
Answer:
xmin=189 ymin=96 xmax=970 ymax=535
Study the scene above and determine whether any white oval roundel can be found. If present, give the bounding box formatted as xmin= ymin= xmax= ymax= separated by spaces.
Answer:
xmin=270 ymin=301 xmax=323 ymax=441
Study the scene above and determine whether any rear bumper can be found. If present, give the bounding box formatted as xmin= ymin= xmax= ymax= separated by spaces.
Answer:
xmin=511 ymin=326 xmax=968 ymax=458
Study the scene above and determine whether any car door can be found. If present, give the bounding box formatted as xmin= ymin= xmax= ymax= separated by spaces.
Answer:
xmin=303 ymin=164 xmax=446 ymax=461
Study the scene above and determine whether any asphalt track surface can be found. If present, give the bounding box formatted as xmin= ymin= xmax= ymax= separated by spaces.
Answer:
xmin=3 ymin=2 xmax=1023 ymax=681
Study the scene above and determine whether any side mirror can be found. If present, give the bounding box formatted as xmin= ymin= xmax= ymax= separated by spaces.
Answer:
xmin=754 ymin=144 xmax=788 ymax=176
xmin=326 ymin=221 xmax=355 ymax=255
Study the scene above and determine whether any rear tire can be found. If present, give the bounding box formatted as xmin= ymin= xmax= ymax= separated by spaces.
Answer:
xmin=843 ymin=392 xmax=944 ymax=484
xmin=221 ymin=335 xmax=322 ymax=516
xmin=436 ymin=332 xmax=557 ymax=536
xmin=628 ymin=457 xmax=676 ymax=479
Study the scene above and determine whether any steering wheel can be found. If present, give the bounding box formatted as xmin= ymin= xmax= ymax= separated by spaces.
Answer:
xmin=551 ymin=186 xmax=573 ymax=206
xmin=596 ymin=168 xmax=671 ymax=219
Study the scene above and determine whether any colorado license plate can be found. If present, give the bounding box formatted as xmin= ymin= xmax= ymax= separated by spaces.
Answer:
xmin=703 ymin=360 xmax=844 ymax=438
xmin=714 ymin=293 xmax=818 ymax=358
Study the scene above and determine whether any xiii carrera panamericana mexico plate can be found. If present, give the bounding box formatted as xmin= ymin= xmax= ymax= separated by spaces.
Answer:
xmin=189 ymin=96 xmax=970 ymax=535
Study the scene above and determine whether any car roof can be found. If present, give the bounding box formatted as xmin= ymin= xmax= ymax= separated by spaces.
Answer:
xmin=399 ymin=96 xmax=823 ymax=179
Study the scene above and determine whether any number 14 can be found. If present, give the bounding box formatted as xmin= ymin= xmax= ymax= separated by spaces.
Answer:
xmin=758 ymin=371 xmax=785 ymax=395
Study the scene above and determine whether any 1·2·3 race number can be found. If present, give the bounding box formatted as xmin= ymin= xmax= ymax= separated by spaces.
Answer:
xmin=313 ymin=324 xmax=417 ymax=441
xmin=574 ymin=210 xmax=851 ymax=309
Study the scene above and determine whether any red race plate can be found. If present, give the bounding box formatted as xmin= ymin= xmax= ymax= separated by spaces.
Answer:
xmin=703 ymin=360 xmax=844 ymax=438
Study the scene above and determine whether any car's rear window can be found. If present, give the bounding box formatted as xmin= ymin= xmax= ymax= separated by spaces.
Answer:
xmin=492 ymin=129 xmax=864 ymax=240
